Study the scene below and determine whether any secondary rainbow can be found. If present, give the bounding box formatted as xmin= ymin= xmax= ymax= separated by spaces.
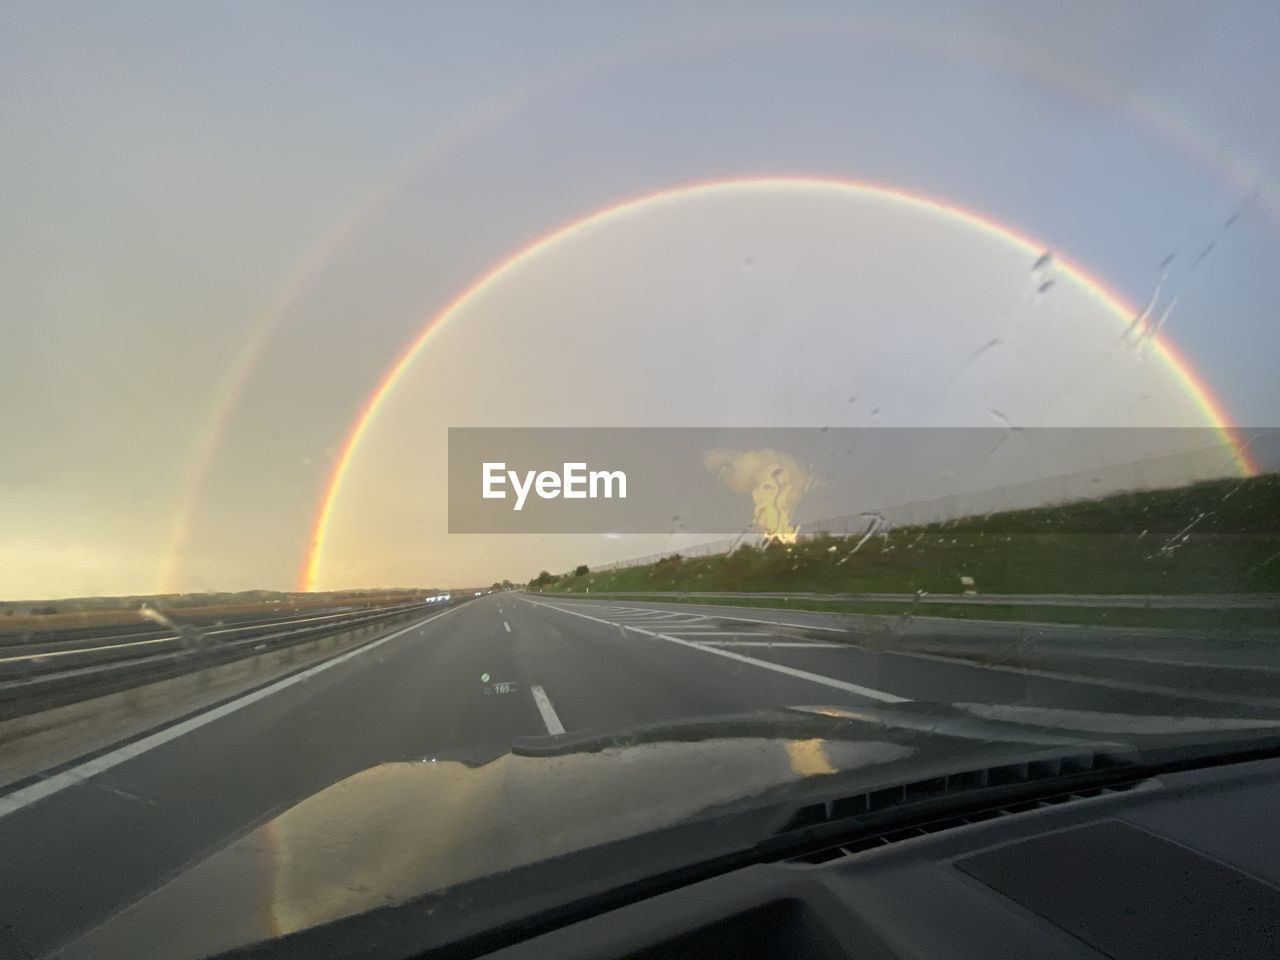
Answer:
xmin=298 ymin=175 xmax=1256 ymax=591
xmin=161 ymin=17 xmax=1277 ymax=593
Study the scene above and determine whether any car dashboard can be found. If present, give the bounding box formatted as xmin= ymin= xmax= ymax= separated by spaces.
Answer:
xmin=479 ymin=755 xmax=1280 ymax=960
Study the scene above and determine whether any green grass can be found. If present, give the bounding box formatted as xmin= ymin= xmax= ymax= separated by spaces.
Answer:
xmin=541 ymin=474 xmax=1280 ymax=599
xmin=564 ymin=593 xmax=1280 ymax=632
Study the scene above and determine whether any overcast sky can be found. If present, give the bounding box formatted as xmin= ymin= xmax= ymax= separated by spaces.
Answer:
xmin=3 ymin=1 xmax=1279 ymax=599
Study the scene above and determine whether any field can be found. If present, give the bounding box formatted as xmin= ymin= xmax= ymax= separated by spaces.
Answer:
xmin=539 ymin=474 xmax=1280 ymax=608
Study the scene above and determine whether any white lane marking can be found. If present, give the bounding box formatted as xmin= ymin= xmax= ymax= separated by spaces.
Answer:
xmin=692 ymin=614 xmax=849 ymax=633
xmin=530 ymin=684 xmax=565 ymax=735
xmin=549 ymin=599 xmax=1280 ymax=707
xmin=695 ymin=641 xmax=841 ymax=648
xmin=891 ymin=648 xmax=1280 ymax=709
xmin=650 ymin=627 xmax=742 ymax=634
xmin=503 ymin=621 xmax=512 ymax=633
xmin=546 ymin=597 xmax=1280 ymax=710
xmin=0 ymin=605 xmax=465 ymax=819
xmin=665 ymin=630 xmax=793 ymax=637
xmin=540 ymin=600 xmax=849 ymax=634
xmin=607 ymin=618 xmax=709 ymax=626
xmin=606 ymin=616 xmax=711 ymax=624
xmin=525 ymin=599 xmax=907 ymax=704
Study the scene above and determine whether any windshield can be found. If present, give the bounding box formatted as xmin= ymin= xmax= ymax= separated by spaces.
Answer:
xmin=2 ymin=3 xmax=1278 ymax=958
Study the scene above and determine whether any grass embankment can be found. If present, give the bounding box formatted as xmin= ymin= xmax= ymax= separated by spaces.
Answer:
xmin=539 ymin=474 xmax=1280 ymax=630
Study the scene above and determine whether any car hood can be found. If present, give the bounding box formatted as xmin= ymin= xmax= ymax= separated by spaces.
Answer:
xmin=60 ymin=702 xmax=1280 ymax=960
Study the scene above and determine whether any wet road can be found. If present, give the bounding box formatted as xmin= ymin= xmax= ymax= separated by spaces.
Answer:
xmin=1 ymin=593 xmax=1277 ymax=958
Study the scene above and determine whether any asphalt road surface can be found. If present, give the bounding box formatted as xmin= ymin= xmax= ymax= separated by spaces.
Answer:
xmin=2 ymin=593 xmax=1278 ymax=958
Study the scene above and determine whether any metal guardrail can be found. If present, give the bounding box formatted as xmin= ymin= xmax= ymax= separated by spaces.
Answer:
xmin=0 ymin=602 xmax=400 ymax=649
xmin=0 ymin=604 xmax=405 ymax=658
xmin=0 ymin=599 xmax=461 ymax=722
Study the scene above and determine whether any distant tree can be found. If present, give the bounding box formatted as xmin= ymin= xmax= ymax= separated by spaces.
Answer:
xmin=32 ymin=605 xmax=60 ymax=615
xmin=501 ymin=579 xmax=513 ymax=589
xmin=529 ymin=570 xmax=559 ymax=588
xmin=573 ymin=564 xmax=590 ymax=577
xmin=491 ymin=581 xmax=503 ymax=590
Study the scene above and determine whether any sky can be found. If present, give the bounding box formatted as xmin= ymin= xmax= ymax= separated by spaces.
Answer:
xmin=2 ymin=1 xmax=1279 ymax=599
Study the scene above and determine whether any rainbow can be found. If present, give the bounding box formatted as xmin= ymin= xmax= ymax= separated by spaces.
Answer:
xmin=153 ymin=93 xmax=545 ymax=594
xmin=160 ymin=19 xmax=1274 ymax=594
xmin=298 ymin=175 xmax=1257 ymax=591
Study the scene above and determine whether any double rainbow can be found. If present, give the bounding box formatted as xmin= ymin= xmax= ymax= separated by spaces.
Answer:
xmin=298 ymin=175 xmax=1257 ymax=591
xmin=156 ymin=16 xmax=1276 ymax=594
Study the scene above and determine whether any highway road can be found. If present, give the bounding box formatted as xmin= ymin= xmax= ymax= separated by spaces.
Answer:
xmin=2 ymin=593 xmax=1278 ymax=958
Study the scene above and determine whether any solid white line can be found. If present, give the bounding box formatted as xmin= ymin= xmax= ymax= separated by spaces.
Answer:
xmin=0 ymin=605 xmax=464 ymax=819
xmin=675 ymin=612 xmax=849 ymax=633
xmin=530 ymin=684 xmax=565 ymax=735
xmin=606 ymin=620 xmax=711 ymax=628
xmin=890 ymin=648 xmax=1280 ymax=709
xmin=645 ymin=627 xmax=737 ymax=634
xmin=540 ymin=600 xmax=849 ymax=634
xmin=524 ymin=598 xmax=907 ymax=704
xmin=696 ymin=641 xmax=841 ymax=648
xmin=503 ymin=621 xmax=512 ymax=633
xmin=567 ymin=602 xmax=850 ymax=634
xmin=665 ymin=630 xmax=790 ymax=637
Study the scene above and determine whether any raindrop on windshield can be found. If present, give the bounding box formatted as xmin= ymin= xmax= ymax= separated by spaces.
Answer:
xmin=990 ymin=409 xmax=1021 ymax=432
xmin=965 ymin=338 xmax=1001 ymax=365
